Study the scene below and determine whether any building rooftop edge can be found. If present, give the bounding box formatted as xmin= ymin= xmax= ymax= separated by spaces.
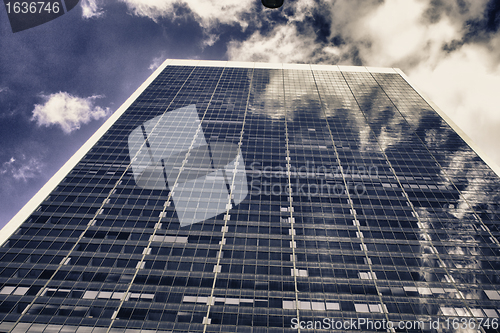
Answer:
xmin=165 ymin=59 xmax=400 ymax=73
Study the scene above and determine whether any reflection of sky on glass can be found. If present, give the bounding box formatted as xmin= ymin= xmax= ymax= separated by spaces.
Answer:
xmin=354 ymin=72 xmax=500 ymax=298
xmin=251 ymin=67 xmax=500 ymax=317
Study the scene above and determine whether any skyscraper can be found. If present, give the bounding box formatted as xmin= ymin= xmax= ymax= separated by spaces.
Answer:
xmin=0 ymin=59 xmax=499 ymax=333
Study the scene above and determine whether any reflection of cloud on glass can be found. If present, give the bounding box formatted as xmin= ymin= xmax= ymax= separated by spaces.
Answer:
xmin=372 ymin=72 xmax=500 ymax=294
xmin=435 ymin=144 xmax=500 ymax=290
xmin=248 ymin=69 xmax=286 ymax=120
xmin=423 ymin=128 xmax=450 ymax=150
xmin=247 ymin=67 xmax=497 ymax=302
xmin=322 ymin=70 xmax=500 ymax=306
xmin=251 ymin=68 xmax=430 ymax=156
xmin=313 ymin=72 xmax=381 ymax=153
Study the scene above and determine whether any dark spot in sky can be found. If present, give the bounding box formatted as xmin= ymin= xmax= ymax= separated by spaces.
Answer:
xmin=456 ymin=0 xmax=469 ymax=15
xmin=294 ymin=11 xmax=330 ymax=46
xmin=422 ymin=0 xmax=470 ymax=24
xmin=463 ymin=21 xmax=482 ymax=42
xmin=442 ymin=39 xmax=464 ymax=53
xmin=422 ymin=0 xmax=443 ymax=24
xmin=282 ymin=1 xmax=296 ymax=16
xmin=463 ymin=0 xmax=500 ymax=42
xmin=257 ymin=9 xmax=290 ymax=36
xmin=170 ymin=2 xmax=193 ymax=18
xmin=331 ymin=35 xmax=344 ymax=47
xmin=350 ymin=47 xmax=363 ymax=66
xmin=311 ymin=12 xmax=331 ymax=44
xmin=484 ymin=0 xmax=500 ymax=33
xmin=204 ymin=23 xmax=249 ymax=60
xmin=310 ymin=49 xmax=339 ymax=65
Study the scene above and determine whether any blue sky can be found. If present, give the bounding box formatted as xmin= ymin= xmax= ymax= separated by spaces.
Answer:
xmin=0 ymin=0 xmax=499 ymax=229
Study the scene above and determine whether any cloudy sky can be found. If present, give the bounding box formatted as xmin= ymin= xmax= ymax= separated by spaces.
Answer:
xmin=0 ymin=0 xmax=499 ymax=229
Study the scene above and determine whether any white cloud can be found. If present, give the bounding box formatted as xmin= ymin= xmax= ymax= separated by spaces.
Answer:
xmin=357 ymin=0 xmax=455 ymax=67
xmin=228 ymin=24 xmax=319 ymax=63
xmin=409 ymin=45 xmax=500 ymax=168
xmin=149 ymin=54 xmax=166 ymax=71
xmin=228 ymin=0 xmax=465 ymax=66
xmin=31 ymin=92 xmax=110 ymax=133
xmin=118 ymin=0 xmax=255 ymax=30
xmin=80 ymin=0 xmax=105 ymax=19
xmin=227 ymin=0 xmax=385 ymax=64
xmin=0 ymin=156 xmax=44 ymax=182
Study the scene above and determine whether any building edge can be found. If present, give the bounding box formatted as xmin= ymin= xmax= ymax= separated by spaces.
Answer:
xmin=0 ymin=59 xmax=174 ymax=246
xmin=394 ymin=68 xmax=500 ymax=178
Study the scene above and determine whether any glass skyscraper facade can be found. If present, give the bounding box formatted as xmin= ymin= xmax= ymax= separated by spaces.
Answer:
xmin=0 ymin=59 xmax=499 ymax=333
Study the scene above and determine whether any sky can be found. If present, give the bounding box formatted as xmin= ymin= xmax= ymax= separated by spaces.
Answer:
xmin=0 ymin=0 xmax=499 ymax=230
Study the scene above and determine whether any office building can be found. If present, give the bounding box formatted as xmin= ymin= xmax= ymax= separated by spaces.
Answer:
xmin=0 ymin=59 xmax=499 ymax=332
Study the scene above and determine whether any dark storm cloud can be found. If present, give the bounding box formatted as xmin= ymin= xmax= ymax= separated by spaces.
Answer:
xmin=299 ymin=12 xmax=331 ymax=44
xmin=421 ymin=0 xmax=500 ymax=53
xmin=331 ymin=35 xmax=345 ymax=47
xmin=464 ymin=0 xmax=500 ymax=41
xmin=481 ymin=0 xmax=500 ymax=33
xmin=346 ymin=46 xmax=364 ymax=66
xmin=422 ymin=0 xmax=470 ymax=24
